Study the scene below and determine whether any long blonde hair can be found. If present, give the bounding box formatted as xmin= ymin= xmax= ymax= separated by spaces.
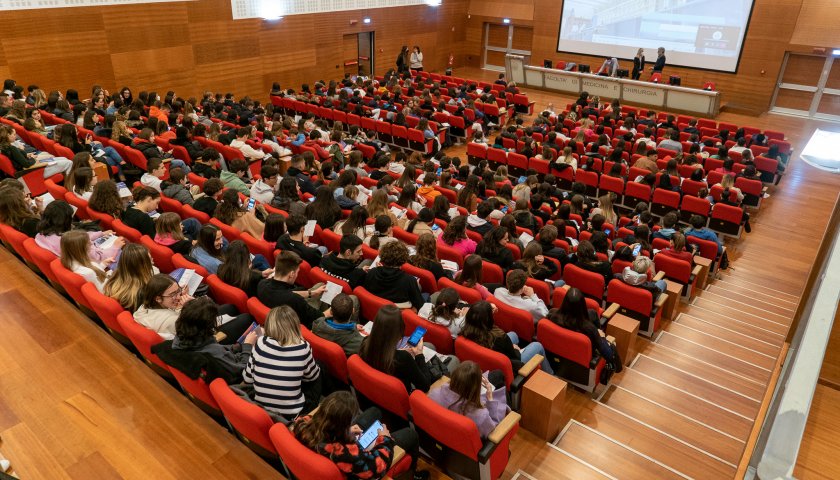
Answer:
xmin=264 ymin=305 xmax=304 ymax=346
xmin=597 ymin=193 xmax=617 ymax=225
xmin=104 ymin=244 xmax=155 ymax=310
xmin=366 ymin=188 xmax=390 ymax=218
xmin=720 ymin=173 xmax=735 ymax=189
xmin=60 ymin=230 xmax=107 ymax=282
xmin=111 ymin=120 xmax=130 ymax=141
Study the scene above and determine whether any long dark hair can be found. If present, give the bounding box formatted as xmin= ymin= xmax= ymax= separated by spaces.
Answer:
xmin=441 ymin=215 xmax=468 ymax=245
xmin=459 ymin=301 xmax=503 ymax=348
xmin=457 ymin=176 xmax=479 ymax=208
xmin=455 ymin=254 xmax=483 ymax=287
xmin=214 ymin=189 xmax=246 ymax=225
xmin=432 ymin=288 xmax=460 ymax=326
xmin=477 ymin=226 xmax=507 ymax=257
xmin=294 ymin=391 xmax=359 ymax=448
xmin=448 ymin=361 xmax=485 ymax=415
xmin=556 ymin=287 xmax=590 ymax=331
xmin=217 ymin=240 xmax=252 ymax=291
xmin=358 ymin=305 xmax=404 ymax=375
xmin=341 ymin=206 xmax=369 ymax=236
xmin=174 ymin=297 xmax=218 ymax=348
xmin=305 ymin=185 xmax=341 ymax=225
xmin=194 ymin=224 xmax=223 ymax=259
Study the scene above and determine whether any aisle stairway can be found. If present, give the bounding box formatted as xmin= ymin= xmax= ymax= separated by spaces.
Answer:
xmin=526 ymin=262 xmax=796 ymax=479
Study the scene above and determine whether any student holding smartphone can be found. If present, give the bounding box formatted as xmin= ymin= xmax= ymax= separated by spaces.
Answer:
xmin=292 ymin=391 xmax=428 ymax=480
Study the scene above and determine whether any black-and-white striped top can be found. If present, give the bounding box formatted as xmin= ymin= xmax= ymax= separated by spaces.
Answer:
xmin=242 ymin=336 xmax=320 ymax=416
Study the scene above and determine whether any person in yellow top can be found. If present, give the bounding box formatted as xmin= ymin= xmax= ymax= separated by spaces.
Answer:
xmin=417 ymin=173 xmax=441 ymax=205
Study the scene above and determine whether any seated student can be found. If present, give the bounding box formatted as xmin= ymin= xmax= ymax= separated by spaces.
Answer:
xmin=428 ymin=361 xmax=508 ymax=438
xmin=230 ymin=127 xmax=270 ymax=161
xmin=292 ymin=390 xmax=426 ymax=480
xmin=365 ymin=214 xmax=398 ymax=250
xmin=406 ymin=208 xmax=440 ymax=238
xmin=257 ymin=251 xmax=326 ymax=329
xmin=154 ymin=212 xmax=194 ymax=255
xmin=416 ymin=173 xmax=441 ymax=205
xmin=272 ymin=176 xmax=307 ymax=217
xmin=133 ymin=274 xmax=190 ymax=340
xmin=247 ymin=164 xmax=278 ymax=205
xmin=121 ymin=186 xmax=160 ymax=237
xmin=537 ymin=225 xmax=570 ymax=263
xmin=0 ymin=124 xmax=72 ymax=178
xmin=364 ymin=241 xmax=424 ymax=310
xmin=320 ymin=234 xmax=368 ymax=288
xmin=615 ymin=255 xmax=667 ymax=298
xmin=192 ymin=147 xmax=222 ymax=179
xmin=459 ymin=301 xmax=553 ymax=374
xmin=659 ymin=231 xmax=694 ymax=264
xmin=571 ymin=240 xmax=612 ymax=285
xmin=466 ymin=201 xmax=494 ymax=236
xmin=359 ymin=305 xmax=435 ymax=393
xmin=218 ymin=240 xmax=273 ymax=297
xmin=104 ymin=243 xmax=158 ymax=311
xmin=512 ymin=243 xmax=559 ymax=283
xmin=221 ymin=159 xmax=251 ymax=196
xmin=187 ymin=169 xmax=222 ymax=214
xmin=0 ymin=182 xmax=40 ymax=237
xmin=153 ymin=297 xmax=258 ymax=384
xmin=307 ymin=185 xmax=343 ymax=227
xmin=454 ymin=254 xmax=494 ymax=300
xmin=651 ymin=211 xmax=679 ymax=241
xmin=262 ymin=213 xmax=286 ymax=244
xmin=190 ymin=224 xmax=229 ymax=274
xmin=409 ymin=233 xmax=452 ymax=282
xmin=286 ymin=154 xmax=317 ymax=195
xmin=684 ymin=214 xmax=724 ymax=255
xmin=34 ymin=200 xmax=123 ymax=261
xmin=334 ymin=205 xmax=370 ymax=241
xmin=312 ymin=293 xmax=364 ymax=356
xmin=243 ymin=305 xmax=321 ymax=417
xmin=429 ymin=288 xmax=469 ymax=338
xmin=140 ymin=157 xmax=166 ymax=192
xmin=511 ymin=198 xmax=538 ymax=234
xmin=161 ymin=167 xmax=198 ymax=206
xmin=476 ymin=226 xmax=514 ymax=272
xmin=589 ymin=231 xmax=612 ymax=261
xmin=71 ymin=166 xmax=96 ymax=201
xmin=214 ymin=189 xmax=265 ymax=238
xmin=437 ymin=215 xmax=477 ymax=256
xmin=276 ymin=214 xmax=323 ymax=267
xmin=493 ymin=269 xmax=549 ymax=324
xmin=548 ymin=288 xmax=622 ymax=372
xmin=60 ymin=230 xmax=113 ymax=292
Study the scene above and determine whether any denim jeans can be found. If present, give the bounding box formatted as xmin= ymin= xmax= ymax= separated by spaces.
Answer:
xmin=170 ymin=158 xmax=191 ymax=173
xmin=100 ymin=146 xmax=125 ymax=177
xmin=655 ymin=279 xmax=667 ymax=292
xmin=506 ymin=331 xmax=554 ymax=374
xmin=251 ymin=254 xmax=270 ymax=271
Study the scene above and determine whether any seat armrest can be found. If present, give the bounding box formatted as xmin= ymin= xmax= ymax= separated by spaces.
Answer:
xmin=652 ymin=271 xmax=666 ymax=281
xmin=691 ymin=264 xmax=703 ymax=277
xmin=392 ymin=445 xmax=406 ymax=464
xmin=487 ymin=412 xmax=521 ymax=444
xmin=602 ymin=303 xmax=619 ymax=324
xmin=517 ymin=354 xmax=543 ymax=378
xmin=654 ymin=293 xmax=668 ymax=308
xmin=214 ymin=331 xmax=227 ymax=343
xmin=430 ymin=375 xmax=449 ymax=391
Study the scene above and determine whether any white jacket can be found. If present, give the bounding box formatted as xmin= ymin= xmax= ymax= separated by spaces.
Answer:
xmin=230 ymin=139 xmax=266 ymax=160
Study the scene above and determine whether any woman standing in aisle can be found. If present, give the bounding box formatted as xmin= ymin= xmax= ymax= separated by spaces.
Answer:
xmin=410 ymin=46 xmax=424 ymax=72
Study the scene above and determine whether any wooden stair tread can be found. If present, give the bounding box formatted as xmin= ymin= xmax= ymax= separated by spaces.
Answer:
xmin=699 ymin=288 xmax=795 ymax=318
xmin=659 ymin=326 xmax=777 ymax=372
xmin=523 ymin=446 xmax=614 ymax=480
xmin=690 ymin=298 xmax=790 ymax=335
xmin=678 ymin=311 xmax=785 ymax=350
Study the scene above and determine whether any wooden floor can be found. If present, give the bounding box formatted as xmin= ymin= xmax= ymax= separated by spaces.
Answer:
xmin=1 ymin=67 xmax=839 ymax=479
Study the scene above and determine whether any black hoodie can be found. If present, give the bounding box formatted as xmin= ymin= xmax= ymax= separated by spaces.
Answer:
xmin=363 ymin=266 xmax=424 ymax=310
xmin=320 ymin=253 xmax=367 ymax=288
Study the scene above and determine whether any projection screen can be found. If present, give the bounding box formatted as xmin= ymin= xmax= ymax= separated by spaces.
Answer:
xmin=557 ymin=0 xmax=756 ymax=73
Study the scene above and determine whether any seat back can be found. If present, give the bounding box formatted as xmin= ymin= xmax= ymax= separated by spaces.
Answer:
xmin=268 ymin=423 xmax=343 ymax=480
xmin=111 ymin=219 xmax=142 ymax=243
xmin=402 ymin=309 xmax=453 ymax=355
xmin=562 ymin=264 xmax=605 ymax=301
xmin=454 ymin=337 xmax=515 ymax=388
xmin=401 ymin=262 xmax=438 ymax=294
xmin=301 ymin=325 xmax=349 ymax=384
xmin=481 ymin=260 xmax=504 ymax=284
xmin=352 ymin=286 xmax=396 ymax=322
xmin=653 ymin=253 xmax=691 ymax=284
xmin=23 ymin=238 xmax=60 ymax=284
xmin=171 ymin=253 xmax=210 ymax=278
xmin=246 ymin=296 xmax=271 ymax=325
xmin=63 ymin=192 xmax=92 ymax=220
xmin=309 ymin=267 xmax=353 ymax=294
xmin=347 ymin=354 xmax=410 ymax=420
xmin=206 ymin=274 xmax=249 ymax=313
xmin=409 ymin=390 xmax=484 ymax=461
xmin=437 ymin=242 xmax=465 ymax=268
xmin=168 ymin=366 xmax=222 ymax=415
xmin=686 ymin=235 xmax=718 ymax=262
xmin=139 ymin=235 xmax=176 ymax=273
xmin=80 ymin=282 xmax=129 ymax=338
xmin=488 ymin=295 xmax=535 ymax=341
xmin=240 ymin=232 xmax=276 ymax=263
xmin=0 ymin=223 xmax=33 ymax=262
xmin=209 ymin=379 xmax=277 ymax=456
xmin=52 ymin=259 xmax=93 ymax=310
xmin=437 ymin=277 xmax=483 ymax=304
xmin=116 ymin=310 xmax=169 ymax=371
xmin=536 ymin=319 xmax=593 ymax=369
xmin=606 ymin=279 xmax=653 ymax=318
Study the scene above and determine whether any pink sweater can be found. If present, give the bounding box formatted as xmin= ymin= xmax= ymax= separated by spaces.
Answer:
xmin=437 ymin=235 xmax=477 ymax=257
xmin=35 ymin=231 xmax=121 ymax=262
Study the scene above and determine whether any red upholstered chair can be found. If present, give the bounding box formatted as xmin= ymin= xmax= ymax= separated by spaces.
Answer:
xmin=552 ymin=285 xmax=604 ymax=316
xmin=623 ymin=181 xmax=650 ymax=210
xmin=206 ymin=274 xmax=249 ymax=313
xmin=654 ymin=253 xmax=701 ymax=300
xmin=735 ymin=177 xmax=764 ymax=208
xmin=437 ymin=277 xmax=483 ymax=304
xmin=269 ymin=422 xmax=412 ymax=480
xmin=301 ymin=325 xmax=349 ymax=384
xmin=410 ymin=390 xmax=520 ymax=480
xmin=466 ymin=142 xmax=487 ymax=163
xmin=481 ymin=260 xmax=504 ymax=284
xmin=111 ymin=219 xmax=142 ymax=243
xmin=401 ymin=262 xmax=438 ymax=294
xmin=650 ymin=188 xmax=680 ymax=218
xmin=209 ymin=379 xmax=277 ymax=458
xmin=507 ymin=152 xmax=528 ymax=174
xmin=167 ymin=365 xmax=222 ymax=417
xmin=246 ymin=296 xmax=271 ymax=325
xmin=80 ymin=282 xmax=132 ymax=344
xmin=171 ymin=253 xmax=209 ymax=278
xmin=52 ymin=259 xmax=94 ymax=313
xmin=0 ymin=224 xmax=32 ymax=263
xmin=139 ymin=235 xmax=176 ymax=273
xmin=680 ymin=195 xmax=711 ymax=223
xmin=687 ymin=234 xmax=722 ymax=276
xmin=487 ymin=295 xmax=536 ymax=342
xmin=437 ymin=242 xmax=465 ymax=268
xmin=402 ymin=309 xmax=453 ymax=355
xmin=606 ymin=279 xmax=664 ymax=338
xmin=487 ymin=147 xmax=507 ymax=167
xmin=393 ymin=226 xmax=419 ymax=245
xmin=347 ymin=354 xmax=411 ymax=420
xmin=318 ymin=228 xmax=342 ymax=253
xmin=44 ymin=178 xmax=68 ymax=203
xmin=353 ymin=286 xmax=395 ymax=322
xmin=574 ymin=169 xmax=599 ymax=196
xmin=22 ymin=238 xmax=61 ymax=287
xmin=116 ymin=311 xmax=171 ymax=377
xmin=562 ymin=264 xmax=605 ymax=303
xmin=525 ymin=277 xmax=552 ymax=307
xmin=598 ymin=175 xmax=624 ymax=203
xmin=453 ymin=337 xmax=539 ymax=410
xmin=63 ymin=192 xmax=91 ymax=221
xmin=210 ymin=218 xmax=241 ymax=242
xmin=709 ymin=203 xmax=745 ymax=239
xmin=240 ymin=232 xmax=276 ymax=263
xmin=537 ymin=319 xmax=605 ymax=392
xmin=86 ymin=207 xmax=116 ymax=230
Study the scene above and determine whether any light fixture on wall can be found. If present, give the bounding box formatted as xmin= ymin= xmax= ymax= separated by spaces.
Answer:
xmin=259 ymin=1 xmax=284 ymax=20
xmin=833 ymin=49 xmax=840 ymax=56
xmin=363 ymin=17 xmax=372 ymax=24
xmin=425 ymin=0 xmax=442 ymax=5
xmin=503 ymin=18 xmax=511 ymax=24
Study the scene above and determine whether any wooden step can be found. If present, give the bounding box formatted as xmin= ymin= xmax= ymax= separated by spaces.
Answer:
xmin=522 ymin=447 xmax=614 ymax=480
xmin=705 ymin=283 xmax=798 ymax=308
xmin=710 ymin=276 xmax=800 ymax=303
xmin=716 ymin=269 xmax=802 ymax=297
xmin=700 ymin=288 xmax=795 ymax=318
xmin=693 ymin=295 xmax=792 ymax=324
xmin=690 ymin=297 xmax=790 ymax=335
xmin=576 ymin=404 xmax=737 ymax=479
xmin=630 ymin=355 xmax=760 ymax=419
xmin=554 ymin=421 xmax=686 ymax=480
xmin=615 ymin=368 xmax=753 ymax=439
xmin=640 ymin=345 xmax=767 ymax=400
xmin=662 ymin=323 xmax=778 ymax=370
xmin=655 ymin=332 xmax=772 ymax=383
xmin=600 ymin=385 xmax=744 ymax=465
xmin=678 ymin=310 xmax=785 ymax=349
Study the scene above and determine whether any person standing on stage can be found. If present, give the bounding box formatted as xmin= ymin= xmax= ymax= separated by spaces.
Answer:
xmin=651 ymin=47 xmax=666 ymax=74
xmin=410 ymin=46 xmax=424 ymax=72
xmin=632 ymin=48 xmax=645 ymax=80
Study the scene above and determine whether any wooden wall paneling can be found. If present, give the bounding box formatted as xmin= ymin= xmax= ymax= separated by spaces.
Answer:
xmin=511 ymin=26 xmax=534 ymax=51
xmin=781 ymin=54 xmax=826 ymax=85
xmin=816 ymin=93 xmax=840 ymax=116
xmin=825 ymin=61 xmax=840 ymax=90
xmin=774 ymin=88 xmax=816 ymax=110
xmin=467 ymin=0 xmax=534 ymax=21
xmin=110 ymin=45 xmax=197 ymax=96
xmin=487 ymin=23 xmax=509 ymax=48
xmin=790 ymin=0 xmax=840 ymax=48
xmin=486 ymin=49 xmax=508 ymax=66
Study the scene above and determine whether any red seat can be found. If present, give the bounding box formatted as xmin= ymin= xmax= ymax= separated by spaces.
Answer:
xmin=246 ymin=296 xmax=270 ymax=325
xmin=392 ymin=226 xmax=419 ymax=245
xmin=679 ymin=195 xmax=711 ymax=223
xmin=410 ymin=390 xmax=519 ymax=480
xmin=22 ymin=238 xmax=61 ymax=287
xmin=52 ymin=259 xmax=94 ymax=312
xmin=347 ymin=354 xmax=410 ymax=420
xmin=63 ymin=192 xmax=92 ymax=220
xmin=309 ymin=267 xmax=352 ymax=294
xmin=650 ymin=188 xmax=680 ymax=217
xmin=352 ymin=286 xmax=395 ymax=322
xmin=401 ymin=262 xmax=438 ymax=294
xmin=598 ymin=175 xmax=624 ymax=201
xmin=111 ymin=219 xmax=142 ymax=243
xmin=681 ymin=179 xmax=707 ymax=198
xmin=536 ymin=319 xmax=605 ymax=392
xmin=209 ymin=379 xmax=277 ymax=457
xmin=453 ymin=336 xmax=535 ymax=410
xmin=206 ymin=274 xmax=249 ymax=313
xmin=481 ymin=260 xmax=504 ymax=284
xmin=735 ymin=177 xmax=763 ymax=207
xmin=209 ymin=218 xmax=241 ymax=242
xmin=606 ymin=279 xmax=662 ymax=337
xmin=80 ymin=281 xmax=132 ymax=343
xmin=488 ymin=295 xmax=535 ymax=343
xmin=301 ymin=325 xmax=349 ymax=384
xmin=139 ymin=235 xmax=176 ymax=273
xmin=486 ymin=148 xmax=507 ymax=166
xmin=529 ymin=157 xmax=550 ymax=175
xmin=86 ymin=207 xmax=115 ymax=230
xmin=116 ymin=310 xmax=171 ymax=377
xmin=709 ymin=203 xmax=744 ymax=238
xmin=437 ymin=243 xmax=466 ymax=268
xmin=507 ymin=152 xmax=528 ymax=173
xmin=171 ymin=253 xmax=209 ymax=278
xmin=402 ymin=309 xmax=453 ymax=355
xmin=654 ymin=253 xmax=697 ymax=299
xmin=574 ymin=169 xmax=599 ymax=196
xmin=44 ymin=179 xmax=68 ymax=203
xmin=562 ymin=264 xmax=605 ymax=303
xmin=240 ymin=232 xmax=276 ymax=263
xmin=167 ymin=365 xmax=222 ymax=416
xmin=0 ymin=223 xmax=33 ymax=264
xmin=437 ymin=277 xmax=483 ymax=304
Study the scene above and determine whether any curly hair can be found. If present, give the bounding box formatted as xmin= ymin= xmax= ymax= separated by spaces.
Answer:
xmin=378 ymin=238 xmax=409 ymax=268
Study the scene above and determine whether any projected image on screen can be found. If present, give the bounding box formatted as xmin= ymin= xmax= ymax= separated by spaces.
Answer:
xmin=557 ymin=0 xmax=755 ymax=73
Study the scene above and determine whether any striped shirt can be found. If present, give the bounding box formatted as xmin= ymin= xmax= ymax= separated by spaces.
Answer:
xmin=242 ymin=336 xmax=320 ymax=416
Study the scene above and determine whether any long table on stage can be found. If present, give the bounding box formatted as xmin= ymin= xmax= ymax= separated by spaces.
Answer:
xmin=505 ymin=54 xmax=721 ymax=117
